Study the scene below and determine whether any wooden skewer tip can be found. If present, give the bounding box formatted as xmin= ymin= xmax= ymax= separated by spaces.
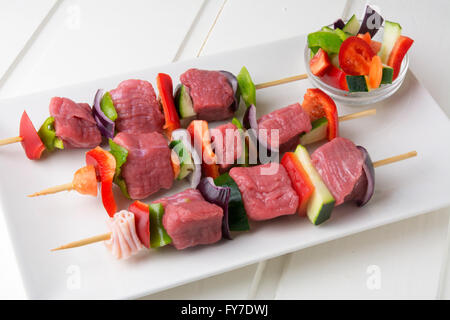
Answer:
xmin=28 ymin=182 xmax=74 ymax=197
xmin=0 ymin=136 xmax=23 ymax=146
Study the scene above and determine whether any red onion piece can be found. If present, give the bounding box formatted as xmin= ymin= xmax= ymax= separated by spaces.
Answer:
xmin=197 ymin=177 xmax=232 ymax=240
xmin=355 ymin=146 xmax=375 ymax=207
xmin=92 ymin=89 xmax=115 ymax=139
xmin=219 ymin=70 xmax=240 ymax=113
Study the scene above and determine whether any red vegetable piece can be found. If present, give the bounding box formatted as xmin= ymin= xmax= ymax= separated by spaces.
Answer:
xmin=387 ymin=36 xmax=414 ymax=80
xmin=368 ymin=55 xmax=383 ymax=89
xmin=339 ymin=36 xmax=375 ymax=76
xmin=86 ymin=147 xmax=117 ymax=216
xmin=72 ymin=165 xmax=98 ymax=197
xmin=281 ymin=152 xmax=315 ymax=216
xmin=19 ymin=111 xmax=45 ymax=160
xmin=302 ymin=88 xmax=339 ymax=141
xmin=157 ymin=73 xmax=180 ymax=139
xmin=320 ymin=65 xmax=349 ymax=91
xmin=187 ymin=120 xmax=220 ymax=179
xmin=128 ymin=201 xmax=150 ymax=249
xmin=309 ymin=49 xmax=331 ymax=77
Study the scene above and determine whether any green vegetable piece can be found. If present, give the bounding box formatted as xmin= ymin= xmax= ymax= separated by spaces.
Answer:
xmin=38 ymin=116 xmax=64 ymax=152
xmin=299 ymin=117 xmax=329 ymax=146
xmin=214 ymin=173 xmax=250 ymax=231
xmin=169 ymin=140 xmax=195 ymax=180
xmin=231 ymin=117 xmax=249 ymax=167
xmin=149 ymin=203 xmax=172 ymax=248
xmin=101 ymin=92 xmax=118 ymax=122
xmin=342 ymin=14 xmax=361 ymax=35
xmin=109 ymin=139 xmax=130 ymax=199
xmin=381 ymin=66 xmax=394 ymax=84
xmin=237 ymin=66 xmax=256 ymax=108
xmin=346 ymin=75 xmax=369 ymax=92
xmin=307 ymin=31 xmax=343 ymax=54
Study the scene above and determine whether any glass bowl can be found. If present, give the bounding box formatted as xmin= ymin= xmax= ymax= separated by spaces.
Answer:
xmin=304 ymin=26 xmax=409 ymax=106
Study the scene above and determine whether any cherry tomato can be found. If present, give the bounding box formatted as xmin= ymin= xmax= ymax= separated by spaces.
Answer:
xmin=339 ymin=36 xmax=375 ymax=76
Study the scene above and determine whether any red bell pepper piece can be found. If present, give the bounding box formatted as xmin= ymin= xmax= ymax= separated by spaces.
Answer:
xmin=72 ymin=165 xmax=98 ymax=197
xmin=129 ymin=201 xmax=150 ymax=249
xmin=302 ymin=88 xmax=339 ymax=141
xmin=156 ymin=73 xmax=180 ymax=138
xmin=86 ymin=147 xmax=117 ymax=217
xmin=19 ymin=111 xmax=45 ymax=160
xmin=320 ymin=65 xmax=349 ymax=91
xmin=281 ymin=152 xmax=315 ymax=216
xmin=388 ymin=36 xmax=414 ymax=80
xmin=309 ymin=49 xmax=331 ymax=77
xmin=187 ymin=120 xmax=219 ymax=179
xmin=339 ymin=36 xmax=375 ymax=76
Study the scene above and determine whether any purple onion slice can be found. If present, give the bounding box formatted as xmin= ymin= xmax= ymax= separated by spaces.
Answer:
xmin=355 ymin=146 xmax=375 ymax=207
xmin=219 ymin=70 xmax=240 ymax=113
xmin=333 ymin=19 xmax=345 ymax=30
xmin=243 ymin=104 xmax=279 ymax=156
xmin=92 ymin=89 xmax=115 ymax=139
xmin=171 ymin=128 xmax=202 ymax=188
xmin=358 ymin=5 xmax=384 ymax=37
xmin=197 ymin=177 xmax=232 ymax=240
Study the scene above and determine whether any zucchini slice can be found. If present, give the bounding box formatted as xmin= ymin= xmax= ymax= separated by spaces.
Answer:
xmin=381 ymin=66 xmax=394 ymax=84
xmin=176 ymin=84 xmax=196 ymax=119
xmin=299 ymin=117 xmax=328 ymax=146
xmin=342 ymin=14 xmax=361 ymax=35
xmin=346 ymin=75 xmax=369 ymax=92
xmin=294 ymin=145 xmax=335 ymax=225
xmin=169 ymin=139 xmax=195 ymax=180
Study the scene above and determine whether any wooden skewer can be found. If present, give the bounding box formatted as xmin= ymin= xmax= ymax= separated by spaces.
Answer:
xmin=338 ymin=109 xmax=376 ymax=122
xmin=373 ymin=151 xmax=418 ymax=168
xmin=0 ymin=136 xmax=23 ymax=146
xmin=28 ymin=182 xmax=74 ymax=197
xmin=255 ymin=74 xmax=308 ymax=90
xmin=51 ymin=232 xmax=112 ymax=251
xmin=51 ymin=150 xmax=417 ymax=252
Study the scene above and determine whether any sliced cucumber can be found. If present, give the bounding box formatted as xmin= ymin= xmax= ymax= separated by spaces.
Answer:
xmin=379 ymin=21 xmax=402 ymax=64
xmin=342 ymin=14 xmax=361 ymax=35
xmin=299 ymin=118 xmax=328 ymax=145
xmin=346 ymin=75 xmax=369 ymax=92
xmin=294 ymin=145 xmax=335 ymax=225
xmin=169 ymin=139 xmax=195 ymax=180
xmin=176 ymin=84 xmax=196 ymax=119
xmin=381 ymin=65 xmax=394 ymax=84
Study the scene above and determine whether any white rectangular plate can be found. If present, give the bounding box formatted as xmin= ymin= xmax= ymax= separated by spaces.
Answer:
xmin=0 ymin=35 xmax=449 ymax=299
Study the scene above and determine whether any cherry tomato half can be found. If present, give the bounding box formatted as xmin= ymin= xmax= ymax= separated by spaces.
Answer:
xmin=339 ymin=36 xmax=375 ymax=76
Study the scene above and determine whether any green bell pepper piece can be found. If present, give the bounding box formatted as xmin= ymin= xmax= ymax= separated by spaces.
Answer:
xmin=237 ymin=66 xmax=256 ymax=108
xmin=38 ymin=116 xmax=64 ymax=151
xmin=214 ymin=173 xmax=250 ymax=231
xmin=149 ymin=203 xmax=172 ymax=248
xmin=108 ymin=139 xmax=130 ymax=199
xmin=101 ymin=92 xmax=118 ymax=122
xmin=231 ymin=117 xmax=249 ymax=167
xmin=307 ymin=31 xmax=343 ymax=54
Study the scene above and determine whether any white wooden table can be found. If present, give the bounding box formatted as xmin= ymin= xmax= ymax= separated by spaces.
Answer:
xmin=0 ymin=0 xmax=449 ymax=299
